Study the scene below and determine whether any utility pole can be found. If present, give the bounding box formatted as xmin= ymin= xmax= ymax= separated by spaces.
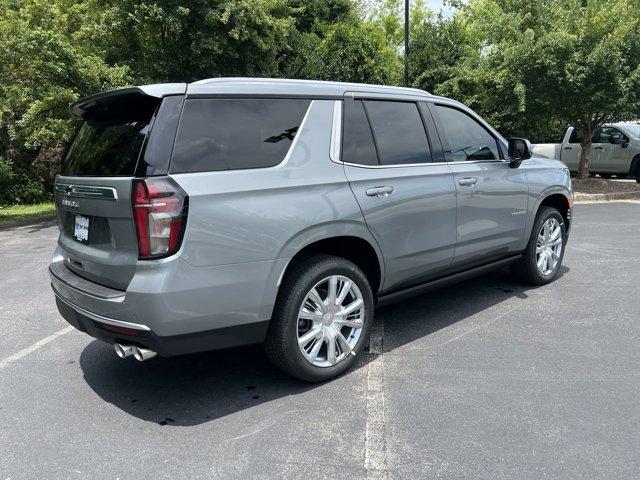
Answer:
xmin=404 ymin=0 xmax=410 ymax=87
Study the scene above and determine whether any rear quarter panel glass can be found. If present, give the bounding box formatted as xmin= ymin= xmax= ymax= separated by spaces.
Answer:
xmin=170 ymin=100 xmax=368 ymax=268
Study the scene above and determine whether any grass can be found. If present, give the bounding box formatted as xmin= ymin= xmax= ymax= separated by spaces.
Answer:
xmin=0 ymin=202 xmax=56 ymax=224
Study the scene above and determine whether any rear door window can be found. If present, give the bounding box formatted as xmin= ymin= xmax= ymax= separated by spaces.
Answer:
xmin=364 ymin=100 xmax=432 ymax=165
xmin=170 ymin=98 xmax=311 ymax=173
xmin=342 ymin=99 xmax=379 ymax=166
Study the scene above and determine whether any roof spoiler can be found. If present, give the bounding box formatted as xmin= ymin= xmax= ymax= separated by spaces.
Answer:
xmin=70 ymin=83 xmax=187 ymax=119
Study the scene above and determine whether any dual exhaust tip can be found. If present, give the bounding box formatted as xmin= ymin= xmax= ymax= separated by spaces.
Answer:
xmin=114 ymin=343 xmax=157 ymax=362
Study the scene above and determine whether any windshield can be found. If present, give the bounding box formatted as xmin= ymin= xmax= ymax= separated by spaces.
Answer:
xmin=620 ymin=124 xmax=640 ymax=139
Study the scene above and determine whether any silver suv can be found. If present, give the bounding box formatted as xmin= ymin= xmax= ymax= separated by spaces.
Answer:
xmin=50 ymin=78 xmax=573 ymax=382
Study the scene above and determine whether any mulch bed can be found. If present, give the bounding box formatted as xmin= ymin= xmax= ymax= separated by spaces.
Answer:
xmin=572 ymin=178 xmax=640 ymax=195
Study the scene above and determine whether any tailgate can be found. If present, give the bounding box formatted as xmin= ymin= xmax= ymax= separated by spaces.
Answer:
xmin=55 ymin=177 xmax=137 ymax=291
xmin=53 ymin=86 xmax=185 ymax=291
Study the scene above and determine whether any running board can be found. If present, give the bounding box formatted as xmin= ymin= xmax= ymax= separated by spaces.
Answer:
xmin=376 ymin=254 xmax=522 ymax=307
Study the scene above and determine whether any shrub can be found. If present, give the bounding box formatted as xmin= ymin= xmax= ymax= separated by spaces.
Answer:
xmin=0 ymin=157 xmax=50 ymax=205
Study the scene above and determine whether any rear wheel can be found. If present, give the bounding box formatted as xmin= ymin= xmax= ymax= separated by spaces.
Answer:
xmin=511 ymin=207 xmax=566 ymax=285
xmin=264 ymin=254 xmax=374 ymax=382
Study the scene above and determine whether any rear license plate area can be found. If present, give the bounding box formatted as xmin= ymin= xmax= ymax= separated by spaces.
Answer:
xmin=74 ymin=215 xmax=89 ymax=243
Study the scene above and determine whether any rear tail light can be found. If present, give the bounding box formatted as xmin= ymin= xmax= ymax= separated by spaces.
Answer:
xmin=133 ymin=177 xmax=188 ymax=259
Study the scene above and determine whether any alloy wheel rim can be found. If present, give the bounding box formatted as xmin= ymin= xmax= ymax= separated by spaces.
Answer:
xmin=536 ymin=218 xmax=563 ymax=276
xmin=296 ymin=275 xmax=365 ymax=368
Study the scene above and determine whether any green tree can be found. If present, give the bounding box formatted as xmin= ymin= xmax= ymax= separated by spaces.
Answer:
xmin=430 ymin=0 xmax=640 ymax=177
xmin=0 ymin=0 xmax=406 ymax=205
xmin=0 ymin=0 xmax=130 ymax=195
xmin=553 ymin=0 xmax=640 ymax=178
xmin=304 ymin=21 xmax=402 ymax=84
xmin=92 ymin=0 xmax=295 ymax=82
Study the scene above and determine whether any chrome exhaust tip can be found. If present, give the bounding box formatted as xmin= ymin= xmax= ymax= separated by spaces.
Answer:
xmin=132 ymin=346 xmax=157 ymax=362
xmin=114 ymin=343 xmax=134 ymax=359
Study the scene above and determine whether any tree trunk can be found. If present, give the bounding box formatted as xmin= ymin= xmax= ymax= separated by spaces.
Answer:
xmin=577 ymin=131 xmax=593 ymax=180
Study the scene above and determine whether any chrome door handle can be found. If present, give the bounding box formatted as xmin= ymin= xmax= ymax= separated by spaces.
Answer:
xmin=594 ymin=146 xmax=604 ymax=150
xmin=365 ymin=186 xmax=394 ymax=197
xmin=458 ymin=177 xmax=478 ymax=186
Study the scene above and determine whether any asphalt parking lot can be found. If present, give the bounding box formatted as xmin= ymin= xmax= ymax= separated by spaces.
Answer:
xmin=1 ymin=202 xmax=639 ymax=480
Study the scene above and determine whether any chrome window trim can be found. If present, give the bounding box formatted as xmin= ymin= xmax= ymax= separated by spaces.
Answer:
xmin=330 ymin=96 xmax=508 ymax=169
xmin=340 ymin=159 xmax=507 ymax=169
xmin=346 ymin=91 xmax=431 ymax=102
xmin=330 ymin=100 xmax=342 ymax=163
xmin=54 ymin=184 xmax=119 ymax=201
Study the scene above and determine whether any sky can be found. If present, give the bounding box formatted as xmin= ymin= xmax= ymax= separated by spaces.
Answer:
xmin=424 ymin=0 xmax=456 ymax=16
xmin=360 ymin=0 xmax=457 ymax=20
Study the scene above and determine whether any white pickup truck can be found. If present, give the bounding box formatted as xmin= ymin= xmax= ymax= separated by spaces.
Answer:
xmin=532 ymin=123 xmax=640 ymax=182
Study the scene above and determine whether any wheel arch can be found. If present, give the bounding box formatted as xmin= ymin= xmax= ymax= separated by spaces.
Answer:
xmin=283 ymin=235 xmax=383 ymax=295
xmin=259 ymin=223 xmax=385 ymax=322
xmin=538 ymin=193 xmax=571 ymax=227
xmin=523 ymin=187 xmax=572 ymax=248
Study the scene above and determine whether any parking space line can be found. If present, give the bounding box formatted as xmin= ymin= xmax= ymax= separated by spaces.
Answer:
xmin=364 ymin=315 xmax=387 ymax=479
xmin=0 ymin=326 xmax=74 ymax=370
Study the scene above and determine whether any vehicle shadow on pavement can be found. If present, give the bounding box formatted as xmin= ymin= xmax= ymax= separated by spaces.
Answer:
xmin=79 ymin=266 xmax=568 ymax=427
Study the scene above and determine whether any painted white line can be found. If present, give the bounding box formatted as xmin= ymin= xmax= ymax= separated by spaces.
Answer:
xmin=575 ymin=199 xmax=640 ymax=204
xmin=364 ymin=315 xmax=387 ymax=479
xmin=0 ymin=326 xmax=74 ymax=370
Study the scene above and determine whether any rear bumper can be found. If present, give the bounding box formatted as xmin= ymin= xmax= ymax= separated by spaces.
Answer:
xmin=49 ymin=247 xmax=283 ymax=356
xmin=53 ymin=291 xmax=268 ymax=356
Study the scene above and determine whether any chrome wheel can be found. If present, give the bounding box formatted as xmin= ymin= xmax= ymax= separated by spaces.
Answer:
xmin=536 ymin=218 xmax=563 ymax=276
xmin=296 ymin=275 xmax=365 ymax=368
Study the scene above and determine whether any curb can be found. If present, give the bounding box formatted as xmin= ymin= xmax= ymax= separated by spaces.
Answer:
xmin=573 ymin=191 xmax=640 ymax=203
xmin=0 ymin=214 xmax=58 ymax=231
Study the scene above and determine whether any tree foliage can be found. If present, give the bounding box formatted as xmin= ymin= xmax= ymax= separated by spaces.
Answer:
xmin=0 ymin=0 xmax=399 ymax=204
xmin=430 ymin=0 xmax=640 ymax=177
xmin=0 ymin=0 xmax=130 ymax=197
xmin=1 ymin=0 xmax=639 ymax=204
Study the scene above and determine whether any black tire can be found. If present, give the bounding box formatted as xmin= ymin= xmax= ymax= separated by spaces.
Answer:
xmin=631 ymin=156 xmax=640 ymax=183
xmin=264 ymin=254 xmax=374 ymax=382
xmin=510 ymin=206 xmax=567 ymax=285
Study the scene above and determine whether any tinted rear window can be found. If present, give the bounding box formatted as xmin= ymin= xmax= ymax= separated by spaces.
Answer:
xmin=170 ymin=98 xmax=311 ymax=173
xmin=61 ymin=95 xmax=159 ymax=177
xmin=364 ymin=101 xmax=432 ymax=165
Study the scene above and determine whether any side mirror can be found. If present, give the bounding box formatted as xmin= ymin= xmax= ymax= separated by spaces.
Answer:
xmin=507 ymin=138 xmax=532 ymax=168
xmin=610 ymin=133 xmax=629 ymax=148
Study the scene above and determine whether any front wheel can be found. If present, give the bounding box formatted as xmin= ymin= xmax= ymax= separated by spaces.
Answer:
xmin=511 ymin=206 xmax=566 ymax=285
xmin=264 ymin=254 xmax=374 ymax=382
